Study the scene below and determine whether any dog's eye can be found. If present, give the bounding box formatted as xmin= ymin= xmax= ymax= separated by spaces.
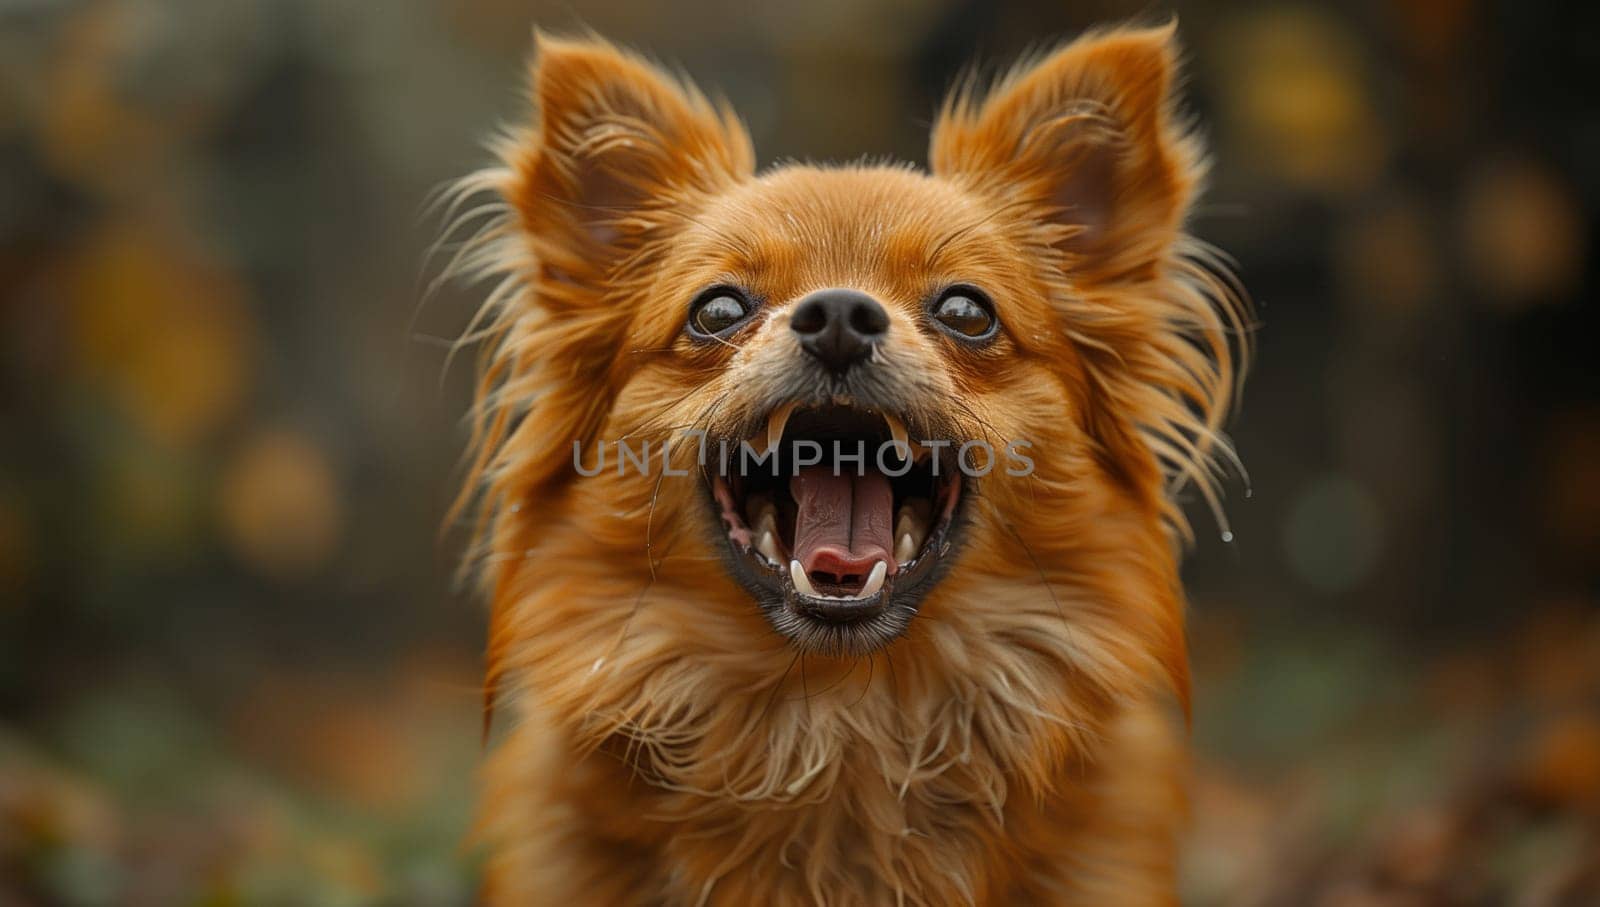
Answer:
xmin=689 ymin=288 xmax=753 ymax=337
xmin=929 ymin=287 xmax=997 ymax=340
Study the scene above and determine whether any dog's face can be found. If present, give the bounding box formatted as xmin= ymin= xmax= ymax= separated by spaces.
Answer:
xmin=462 ymin=26 xmax=1243 ymax=691
xmin=617 ymin=167 xmax=1079 ymax=655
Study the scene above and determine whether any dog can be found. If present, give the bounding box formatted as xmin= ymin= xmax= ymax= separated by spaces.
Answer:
xmin=447 ymin=20 xmax=1247 ymax=905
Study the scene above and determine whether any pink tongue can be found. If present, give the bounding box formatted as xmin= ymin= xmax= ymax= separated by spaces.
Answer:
xmin=790 ymin=466 xmax=896 ymax=583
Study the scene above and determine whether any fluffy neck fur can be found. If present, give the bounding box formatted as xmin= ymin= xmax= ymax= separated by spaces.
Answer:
xmin=472 ymin=431 xmax=1189 ymax=903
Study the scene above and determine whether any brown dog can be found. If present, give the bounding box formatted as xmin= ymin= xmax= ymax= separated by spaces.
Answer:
xmin=449 ymin=21 xmax=1247 ymax=905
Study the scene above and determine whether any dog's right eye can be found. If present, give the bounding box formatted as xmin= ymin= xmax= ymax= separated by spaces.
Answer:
xmin=689 ymin=288 xmax=753 ymax=337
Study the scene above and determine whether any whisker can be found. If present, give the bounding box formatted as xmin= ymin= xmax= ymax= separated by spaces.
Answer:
xmin=983 ymin=497 xmax=1075 ymax=646
xmin=706 ymin=332 xmax=745 ymax=353
xmin=618 ymin=382 xmax=716 ymax=442
xmin=760 ymin=651 xmax=803 ymax=724
xmin=793 ymin=656 xmax=860 ymax=701
xmin=882 ymin=646 xmax=911 ymax=745
xmin=847 ymin=653 xmax=876 ymax=708
xmin=799 ymin=655 xmax=811 ymax=725
xmin=617 ymin=420 xmax=699 ymax=445
xmin=602 ymin=551 xmax=669 ymax=673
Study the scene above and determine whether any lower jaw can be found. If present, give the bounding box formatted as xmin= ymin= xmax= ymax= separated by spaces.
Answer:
xmin=713 ymin=501 xmax=963 ymax=656
xmin=761 ymin=599 xmax=919 ymax=657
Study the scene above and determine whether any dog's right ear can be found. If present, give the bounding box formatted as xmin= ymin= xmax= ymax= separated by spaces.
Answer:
xmin=511 ymin=34 xmax=754 ymax=286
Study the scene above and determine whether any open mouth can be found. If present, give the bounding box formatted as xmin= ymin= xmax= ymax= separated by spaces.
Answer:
xmin=709 ymin=403 xmax=965 ymax=654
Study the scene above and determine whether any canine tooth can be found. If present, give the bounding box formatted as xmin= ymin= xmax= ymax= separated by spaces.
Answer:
xmin=859 ymin=560 xmax=888 ymax=598
xmin=789 ymin=559 xmax=819 ymax=597
xmin=746 ymin=495 xmax=778 ymax=536
xmin=884 ymin=413 xmax=910 ymax=454
xmin=894 ymin=533 xmax=916 ymax=565
xmin=757 ymin=531 xmax=780 ymax=564
xmin=900 ymin=497 xmax=932 ymax=522
xmin=766 ymin=402 xmax=798 ymax=455
xmin=895 ymin=499 xmax=932 ymax=553
xmin=755 ymin=511 xmax=779 ymax=542
xmin=894 ymin=507 xmax=914 ymax=541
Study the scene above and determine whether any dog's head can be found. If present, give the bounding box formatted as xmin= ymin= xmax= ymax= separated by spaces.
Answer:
xmin=455 ymin=24 xmax=1245 ymax=721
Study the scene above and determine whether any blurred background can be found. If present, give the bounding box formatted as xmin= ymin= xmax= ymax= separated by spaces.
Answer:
xmin=2 ymin=0 xmax=1596 ymax=904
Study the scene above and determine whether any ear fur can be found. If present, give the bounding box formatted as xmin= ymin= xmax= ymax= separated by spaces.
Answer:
xmin=451 ymin=36 xmax=753 ymax=562
xmin=482 ymin=35 xmax=754 ymax=500
xmin=448 ymin=38 xmax=754 ymax=730
xmin=513 ymin=33 xmax=754 ymax=284
xmin=931 ymin=21 xmax=1202 ymax=283
xmin=933 ymin=23 xmax=1248 ymax=538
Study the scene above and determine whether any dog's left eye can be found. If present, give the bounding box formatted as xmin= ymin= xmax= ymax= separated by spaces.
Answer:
xmin=929 ymin=287 xmax=997 ymax=340
xmin=689 ymin=287 xmax=753 ymax=337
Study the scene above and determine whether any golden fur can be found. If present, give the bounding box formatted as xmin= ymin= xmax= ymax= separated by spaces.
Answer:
xmin=446 ymin=21 xmax=1248 ymax=905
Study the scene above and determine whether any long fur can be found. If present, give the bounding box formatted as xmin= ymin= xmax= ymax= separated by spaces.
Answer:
xmin=443 ymin=22 xmax=1249 ymax=906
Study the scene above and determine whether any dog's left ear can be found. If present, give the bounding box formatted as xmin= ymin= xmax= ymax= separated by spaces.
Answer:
xmin=930 ymin=22 xmax=1201 ymax=283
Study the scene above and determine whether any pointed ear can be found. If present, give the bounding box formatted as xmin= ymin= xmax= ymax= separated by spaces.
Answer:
xmin=930 ymin=23 xmax=1201 ymax=283
xmin=511 ymin=34 xmax=754 ymax=279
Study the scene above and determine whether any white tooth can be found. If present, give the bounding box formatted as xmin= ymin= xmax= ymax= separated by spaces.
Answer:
xmin=789 ymin=559 xmax=819 ymax=597
xmin=766 ymin=402 xmax=797 ymax=455
xmin=894 ymin=499 xmax=932 ymax=555
xmin=757 ymin=531 xmax=780 ymax=564
xmin=894 ymin=533 xmax=916 ymax=565
xmin=748 ymin=497 xmax=778 ymax=538
xmin=884 ymin=413 xmax=910 ymax=454
xmin=858 ymin=560 xmax=888 ymax=598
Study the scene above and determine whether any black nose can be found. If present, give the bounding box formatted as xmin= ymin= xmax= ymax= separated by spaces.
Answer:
xmin=789 ymin=288 xmax=889 ymax=373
